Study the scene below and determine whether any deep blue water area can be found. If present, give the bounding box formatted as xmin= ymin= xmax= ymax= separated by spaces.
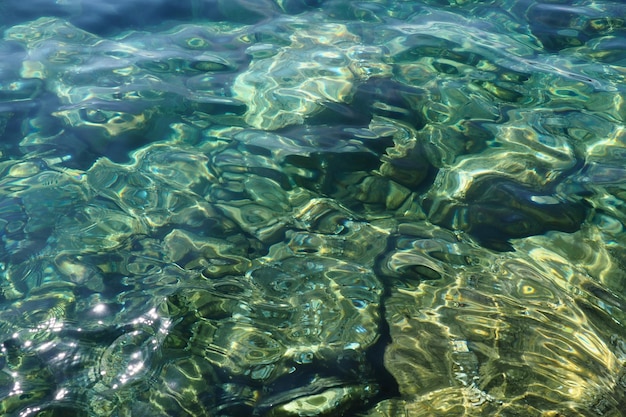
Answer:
xmin=1 ymin=1 xmax=626 ymax=416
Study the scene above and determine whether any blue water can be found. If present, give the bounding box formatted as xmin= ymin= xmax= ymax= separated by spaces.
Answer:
xmin=1 ymin=1 xmax=626 ymax=416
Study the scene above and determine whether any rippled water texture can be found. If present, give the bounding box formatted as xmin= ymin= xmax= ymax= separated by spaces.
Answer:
xmin=1 ymin=0 xmax=626 ymax=416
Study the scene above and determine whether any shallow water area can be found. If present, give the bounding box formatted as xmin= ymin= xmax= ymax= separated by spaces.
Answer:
xmin=1 ymin=0 xmax=626 ymax=416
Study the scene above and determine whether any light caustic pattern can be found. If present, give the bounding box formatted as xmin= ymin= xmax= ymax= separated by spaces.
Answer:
xmin=0 ymin=0 xmax=626 ymax=416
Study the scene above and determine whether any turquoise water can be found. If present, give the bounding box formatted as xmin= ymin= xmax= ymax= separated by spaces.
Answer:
xmin=1 ymin=0 xmax=626 ymax=416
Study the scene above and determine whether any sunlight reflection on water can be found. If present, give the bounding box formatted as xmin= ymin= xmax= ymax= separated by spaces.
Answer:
xmin=0 ymin=1 xmax=626 ymax=416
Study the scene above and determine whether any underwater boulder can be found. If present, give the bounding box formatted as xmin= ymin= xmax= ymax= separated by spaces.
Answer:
xmin=424 ymin=176 xmax=589 ymax=251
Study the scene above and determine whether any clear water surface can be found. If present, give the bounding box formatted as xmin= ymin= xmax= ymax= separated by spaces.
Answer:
xmin=1 ymin=0 xmax=626 ymax=416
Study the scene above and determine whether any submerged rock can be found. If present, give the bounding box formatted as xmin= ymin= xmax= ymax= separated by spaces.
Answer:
xmin=380 ymin=228 xmax=626 ymax=416
xmin=424 ymin=176 xmax=589 ymax=251
xmin=232 ymin=18 xmax=392 ymax=130
xmin=162 ymin=255 xmax=385 ymax=416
